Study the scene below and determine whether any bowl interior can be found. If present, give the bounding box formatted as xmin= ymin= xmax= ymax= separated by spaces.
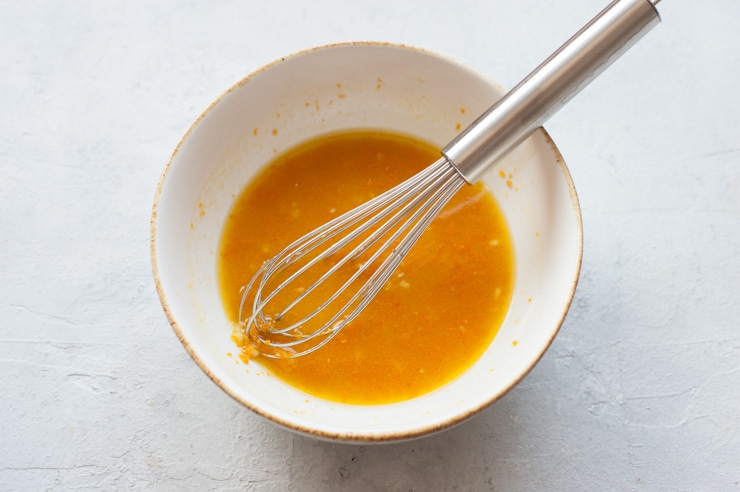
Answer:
xmin=152 ymin=43 xmax=582 ymax=442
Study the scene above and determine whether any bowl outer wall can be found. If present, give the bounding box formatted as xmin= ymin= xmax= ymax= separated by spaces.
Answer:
xmin=151 ymin=42 xmax=583 ymax=442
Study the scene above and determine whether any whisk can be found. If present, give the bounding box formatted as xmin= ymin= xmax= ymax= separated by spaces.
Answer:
xmin=239 ymin=0 xmax=663 ymax=358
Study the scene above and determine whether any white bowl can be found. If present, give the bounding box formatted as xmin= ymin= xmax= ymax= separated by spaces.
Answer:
xmin=151 ymin=42 xmax=582 ymax=442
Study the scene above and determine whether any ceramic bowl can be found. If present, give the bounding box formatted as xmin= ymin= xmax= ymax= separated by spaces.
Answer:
xmin=151 ymin=42 xmax=582 ymax=442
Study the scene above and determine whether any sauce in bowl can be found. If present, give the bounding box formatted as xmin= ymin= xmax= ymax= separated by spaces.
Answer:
xmin=219 ymin=130 xmax=514 ymax=404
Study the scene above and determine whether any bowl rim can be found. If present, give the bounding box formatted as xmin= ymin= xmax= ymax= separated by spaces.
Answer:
xmin=150 ymin=41 xmax=583 ymax=442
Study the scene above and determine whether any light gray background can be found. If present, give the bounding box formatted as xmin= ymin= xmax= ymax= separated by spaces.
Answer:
xmin=1 ymin=0 xmax=738 ymax=490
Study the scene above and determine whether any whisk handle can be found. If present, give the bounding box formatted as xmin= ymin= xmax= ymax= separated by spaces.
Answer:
xmin=442 ymin=0 xmax=661 ymax=184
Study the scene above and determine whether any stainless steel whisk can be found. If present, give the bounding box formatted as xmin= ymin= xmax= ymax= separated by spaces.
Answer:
xmin=239 ymin=0 xmax=663 ymax=358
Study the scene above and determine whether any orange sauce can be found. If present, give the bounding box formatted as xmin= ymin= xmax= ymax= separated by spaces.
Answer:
xmin=219 ymin=130 xmax=514 ymax=404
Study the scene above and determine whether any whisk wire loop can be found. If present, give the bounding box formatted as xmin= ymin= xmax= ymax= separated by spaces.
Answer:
xmin=240 ymin=158 xmax=465 ymax=357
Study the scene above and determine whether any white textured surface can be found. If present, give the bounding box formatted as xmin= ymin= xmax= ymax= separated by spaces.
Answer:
xmin=1 ymin=0 xmax=738 ymax=490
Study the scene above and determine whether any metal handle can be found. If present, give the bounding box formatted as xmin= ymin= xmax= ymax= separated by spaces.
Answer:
xmin=442 ymin=0 xmax=661 ymax=183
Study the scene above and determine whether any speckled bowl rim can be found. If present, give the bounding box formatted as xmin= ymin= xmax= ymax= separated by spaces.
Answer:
xmin=150 ymin=41 xmax=583 ymax=442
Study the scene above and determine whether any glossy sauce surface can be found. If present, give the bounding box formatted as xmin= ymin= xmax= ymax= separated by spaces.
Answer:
xmin=219 ymin=130 xmax=514 ymax=404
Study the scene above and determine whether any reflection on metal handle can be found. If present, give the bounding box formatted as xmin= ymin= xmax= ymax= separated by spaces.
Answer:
xmin=442 ymin=0 xmax=661 ymax=184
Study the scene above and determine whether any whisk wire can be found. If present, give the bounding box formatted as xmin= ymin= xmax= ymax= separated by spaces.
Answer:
xmin=241 ymin=158 xmax=466 ymax=357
